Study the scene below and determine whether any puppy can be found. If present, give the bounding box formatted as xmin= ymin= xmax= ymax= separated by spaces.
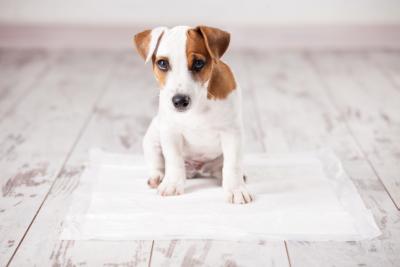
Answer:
xmin=134 ymin=25 xmax=252 ymax=204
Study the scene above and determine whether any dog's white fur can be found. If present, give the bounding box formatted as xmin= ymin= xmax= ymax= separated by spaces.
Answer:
xmin=138 ymin=26 xmax=252 ymax=204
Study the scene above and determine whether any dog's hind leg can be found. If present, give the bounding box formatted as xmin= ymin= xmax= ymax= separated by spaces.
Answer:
xmin=198 ymin=155 xmax=223 ymax=184
xmin=201 ymin=156 xmax=246 ymax=184
xmin=143 ymin=116 xmax=165 ymax=188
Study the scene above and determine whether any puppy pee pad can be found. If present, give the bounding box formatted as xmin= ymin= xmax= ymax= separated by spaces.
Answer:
xmin=61 ymin=149 xmax=381 ymax=241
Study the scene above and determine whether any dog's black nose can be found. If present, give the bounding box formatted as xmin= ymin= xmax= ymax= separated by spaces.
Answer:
xmin=172 ymin=94 xmax=191 ymax=111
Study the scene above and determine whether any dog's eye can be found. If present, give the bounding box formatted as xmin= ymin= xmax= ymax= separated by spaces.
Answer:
xmin=192 ymin=59 xmax=205 ymax=71
xmin=157 ymin=59 xmax=169 ymax=71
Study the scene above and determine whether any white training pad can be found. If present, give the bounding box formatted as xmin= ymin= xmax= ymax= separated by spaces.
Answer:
xmin=61 ymin=149 xmax=381 ymax=241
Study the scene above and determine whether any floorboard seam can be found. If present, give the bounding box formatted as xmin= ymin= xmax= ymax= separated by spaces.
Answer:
xmin=5 ymin=52 xmax=123 ymax=267
xmin=303 ymin=51 xmax=400 ymax=211
xmin=244 ymin=52 xmax=291 ymax=265
xmin=147 ymin=240 xmax=155 ymax=267
xmin=284 ymin=241 xmax=292 ymax=267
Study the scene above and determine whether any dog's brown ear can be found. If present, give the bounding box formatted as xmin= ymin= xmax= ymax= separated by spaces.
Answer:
xmin=133 ymin=27 xmax=167 ymax=63
xmin=196 ymin=26 xmax=230 ymax=60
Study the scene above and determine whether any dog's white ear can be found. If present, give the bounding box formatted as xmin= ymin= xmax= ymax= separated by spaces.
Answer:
xmin=134 ymin=27 xmax=167 ymax=63
xmin=195 ymin=26 xmax=230 ymax=60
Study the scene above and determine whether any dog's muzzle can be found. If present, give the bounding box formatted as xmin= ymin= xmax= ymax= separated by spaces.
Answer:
xmin=172 ymin=94 xmax=191 ymax=112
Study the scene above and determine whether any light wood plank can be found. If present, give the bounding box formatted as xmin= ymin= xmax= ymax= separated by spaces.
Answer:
xmin=150 ymin=240 xmax=287 ymax=267
xmin=0 ymin=50 xmax=117 ymax=266
xmin=149 ymin=51 xmax=290 ymax=267
xmin=369 ymin=51 xmax=400 ymax=92
xmin=9 ymin=51 xmax=156 ymax=266
xmin=0 ymin=49 xmax=53 ymax=120
xmin=6 ymin=49 xmax=399 ymax=266
xmin=247 ymin=51 xmax=400 ymax=267
xmin=308 ymin=52 xmax=400 ymax=209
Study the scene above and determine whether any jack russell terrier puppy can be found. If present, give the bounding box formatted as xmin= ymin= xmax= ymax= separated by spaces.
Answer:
xmin=134 ymin=25 xmax=253 ymax=204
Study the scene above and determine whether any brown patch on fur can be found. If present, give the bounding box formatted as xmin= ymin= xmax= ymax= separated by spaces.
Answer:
xmin=186 ymin=29 xmax=213 ymax=84
xmin=133 ymin=30 xmax=151 ymax=60
xmin=188 ymin=26 xmax=236 ymax=100
xmin=134 ymin=29 xmax=167 ymax=88
xmin=153 ymin=56 xmax=169 ymax=87
xmin=208 ymin=61 xmax=236 ymax=100
xmin=197 ymin=26 xmax=230 ymax=59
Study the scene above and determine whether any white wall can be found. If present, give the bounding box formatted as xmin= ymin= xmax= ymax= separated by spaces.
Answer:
xmin=0 ymin=0 xmax=399 ymax=26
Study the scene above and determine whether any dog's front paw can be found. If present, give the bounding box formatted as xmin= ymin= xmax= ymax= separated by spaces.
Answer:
xmin=225 ymin=186 xmax=253 ymax=204
xmin=147 ymin=170 xmax=164 ymax=189
xmin=157 ymin=179 xmax=184 ymax=196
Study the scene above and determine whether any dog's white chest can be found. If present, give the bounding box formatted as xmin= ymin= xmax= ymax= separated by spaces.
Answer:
xmin=181 ymin=128 xmax=222 ymax=161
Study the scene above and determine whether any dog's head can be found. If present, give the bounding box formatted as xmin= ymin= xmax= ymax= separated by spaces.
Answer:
xmin=134 ymin=26 xmax=236 ymax=113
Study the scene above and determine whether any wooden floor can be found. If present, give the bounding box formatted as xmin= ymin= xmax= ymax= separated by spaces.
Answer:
xmin=0 ymin=48 xmax=399 ymax=267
